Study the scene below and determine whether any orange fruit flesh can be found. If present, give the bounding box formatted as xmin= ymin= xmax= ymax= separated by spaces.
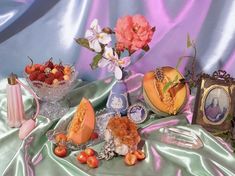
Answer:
xmin=143 ymin=66 xmax=188 ymax=115
xmin=67 ymin=98 xmax=95 ymax=145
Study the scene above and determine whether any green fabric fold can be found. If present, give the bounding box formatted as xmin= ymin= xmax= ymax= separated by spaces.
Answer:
xmin=0 ymin=78 xmax=235 ymax=176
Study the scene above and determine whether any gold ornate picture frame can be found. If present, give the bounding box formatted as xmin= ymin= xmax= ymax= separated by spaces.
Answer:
xmin=192 ymin=70 xmax=235 ymax=135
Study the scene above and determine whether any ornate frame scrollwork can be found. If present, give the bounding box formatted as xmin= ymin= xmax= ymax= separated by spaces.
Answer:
xmin=193 ymin=70 xmax=235 ymax=135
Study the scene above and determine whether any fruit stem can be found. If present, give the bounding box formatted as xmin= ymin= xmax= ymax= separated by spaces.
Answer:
xmin=27 ymin=56 xmax=34 ymax=66
xmin=49 ymin=57 xmax=53 ymax=62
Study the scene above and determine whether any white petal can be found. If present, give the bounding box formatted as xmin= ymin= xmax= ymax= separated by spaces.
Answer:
xmin=90 ymin=19 xmax=101 ymax=33
xmin=103 ymin=46 xmax=118 ymax=60
xmin=107 ymin=62 xmax=115 ymax=72
xmin=119 ymin=57 xmax=131 ymax=67
xmin=103 ymin=46 xmax=113 ymax=59
xmin=89 ymin=39 xmax=101 ymax=52
xmin=98 ymin=33 xmax=111 ymax=44
xmin=85 ymin=29 xmax=94 ymax=39
xmin=114 ymin=66 xmax=123 ymax=80
xmin=98 ymin=58 xmax=110 ymax=68
xmin=90 ymin=19 xmax=98 ymax=28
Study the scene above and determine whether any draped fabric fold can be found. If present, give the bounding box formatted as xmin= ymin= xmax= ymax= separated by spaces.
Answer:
xmin=0 ymin=78 xmax=235 ymax=176
xmin=1 ymin=0 xmax=235 ymax=80
xmin=1 ymin=1 xmax=235 ymax=175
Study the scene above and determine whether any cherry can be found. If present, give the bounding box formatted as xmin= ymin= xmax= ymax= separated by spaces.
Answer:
xmin=37 ymin=73 xmax=46 ymax=82
xmin=25 ymin=56 xmax=36 ymax=74
xmin=46 ymin=73 xmax=55 ymax=80
xmin=45 ymin=77 xmax=53 ymax=85
xmin=54 ymin=71 xmax=63 ymax=79
xmin=29 ymin=71 xmax=39 ymax=81
xmin=45 ymin=57 xmax=54 ymax=69
xmin=55 ymin=62 xmax=64 ymax=71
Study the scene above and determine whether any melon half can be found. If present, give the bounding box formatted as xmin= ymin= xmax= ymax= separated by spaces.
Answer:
xmin=67 ymin=98 xmax=95 ymax=145
xmin=143 ymin=66 xmax=188 ymax=116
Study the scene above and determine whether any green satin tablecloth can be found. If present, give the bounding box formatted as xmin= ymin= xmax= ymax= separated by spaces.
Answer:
xmin=0 ymin=78 xmax=235 ymax=176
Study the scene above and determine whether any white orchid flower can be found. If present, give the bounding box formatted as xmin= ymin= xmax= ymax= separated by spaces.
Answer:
xmin=98 ymin=46 xmax=131 ymax=80
xmin=85 ymin=19 xmax=111 ymax=52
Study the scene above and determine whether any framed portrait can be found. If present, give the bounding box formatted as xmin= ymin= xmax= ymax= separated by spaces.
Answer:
xmin=193 ymin=70 xmax=235 ymax=135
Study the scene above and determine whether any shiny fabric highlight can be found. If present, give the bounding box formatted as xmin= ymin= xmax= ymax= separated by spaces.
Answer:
xmin=1 ymin=1 xmax=235 ymax=80
xmin=0 ymin=78 xmax=235 ymax=176
xmin=1 ymin=1 xmax=235 ymax=176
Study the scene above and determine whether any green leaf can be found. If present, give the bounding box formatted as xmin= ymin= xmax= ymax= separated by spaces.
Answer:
xmin=90 ymin=54 xmax=102 ymax=70
xmin=142 ymin=45 xmax=150 ymax=52
xmin=163 ymin=81 xmax=173 ymax=93
xmin=75 ymin=38 xmax=94 ymax=51
xmin=187 ymin=33 xmax=192 ymax=48
xmin=163 ymin=75 xmax=179 ymax=93
xmin=176 ymin=56 xmax=184 ymax=70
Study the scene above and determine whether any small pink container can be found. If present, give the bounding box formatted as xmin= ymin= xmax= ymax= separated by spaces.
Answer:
xmin=7 ymin=74 xmax=25 ymax=127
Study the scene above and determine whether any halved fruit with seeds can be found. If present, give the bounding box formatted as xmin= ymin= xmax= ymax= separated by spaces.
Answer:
xmin=67 ymin=98 xmax=95 ymax=145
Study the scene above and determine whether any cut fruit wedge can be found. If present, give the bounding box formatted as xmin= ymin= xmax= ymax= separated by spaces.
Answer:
xmin=67 ymin=98 xmax=95 ymax=145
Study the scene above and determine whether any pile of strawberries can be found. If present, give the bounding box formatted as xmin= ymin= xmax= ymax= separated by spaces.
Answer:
xmin=25 ymin=57 xmax=73 ymax=85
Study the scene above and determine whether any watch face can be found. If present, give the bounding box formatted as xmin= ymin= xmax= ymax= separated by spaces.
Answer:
xmin=127 ymin=103 xmax=148 ymax=124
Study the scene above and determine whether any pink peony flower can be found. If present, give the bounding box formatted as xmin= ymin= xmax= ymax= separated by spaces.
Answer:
xmin=115 ymin=14 xmax=154 ymax=53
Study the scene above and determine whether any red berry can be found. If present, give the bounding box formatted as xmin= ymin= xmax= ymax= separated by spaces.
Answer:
xmin=37 ymin=73 xmax=46 ymax=82
xmin=40 ymin=65 xmax=46 ymax=72
xmin=34 ymin=64 xmax=41 ymax=71
xmin=87 ymin=156 xmax=99 ymax=168
xmin=54 ymin=146 xmax=67 ymax=158
xmin=134 ymin=150 xmax=146 ymax=160
xmin=90 ymin=132 xmax=98 ymax=140
xmin=29 ymin=71 xmax=39 ymax=81
xmin=25 ymin=56 xmax=35 ymax=74
xmin=55 ymin=64 xmax=64 ymax=72
xmin=84 ymin=148 xmax=96 ymax=157
xmin=45 ymin=58 xmax=54 ymax=69
xmin=58 ymin=76 xmax=64 ymax=81
xmin=54 ymin=71 xmax=64 ymax=79
xmin=77 ymin=151 xmax=88 ymax=164
xmin=46 ymin=73 xmax=55 ymax=80
xmin=45 ymin=77 xmax=53 ymax=85
xmin=124 ymin=153 xmax=137 ymax=166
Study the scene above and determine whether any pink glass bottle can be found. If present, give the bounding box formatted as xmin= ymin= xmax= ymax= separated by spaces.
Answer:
xmin=7 ymin=73 xmax=25 ymax=127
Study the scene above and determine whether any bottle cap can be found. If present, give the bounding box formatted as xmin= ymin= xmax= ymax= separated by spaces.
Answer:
xmin=8 ymin=73 xmax=18 ymax=85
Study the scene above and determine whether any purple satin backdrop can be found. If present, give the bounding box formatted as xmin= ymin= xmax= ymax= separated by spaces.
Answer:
xmin=0 ymin=0 xmax=235 ymax=81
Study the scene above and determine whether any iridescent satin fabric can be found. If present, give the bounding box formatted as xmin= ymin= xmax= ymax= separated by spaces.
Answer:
xmin=1 ymin=1 xmax=235 ymax=176
xmin=1 ymin=0 xmax=235 ymax=80
xmin=0 ymin=77 xmax=235 ymax=175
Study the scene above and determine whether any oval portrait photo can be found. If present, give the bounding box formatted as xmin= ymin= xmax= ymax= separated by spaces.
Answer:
xmin=204 ymin=87 xmax=230 ymax=123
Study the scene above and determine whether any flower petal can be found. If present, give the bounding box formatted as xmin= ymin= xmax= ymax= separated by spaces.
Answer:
xmin=98 ymin=33 xmax=111 ymax=44
xmin=85 ymin=29 xmax=94 ymax=39
xmin=103 ymin=46 xmax=114 ymax=59
xmin=89 ymin=39 xmax=101 ymax=52
xmin=114 ymin=66 xmax=123 ymax=80
xmin=98 ymin=58 xmax=110 ymax=68
xmin=107 ymin=62 xmax=115 ymax=72
xmin=119 ymin=57 xmax=131 ymax=67
xmin=90 ymin=19 xmax=101 ymax=33
xmin=103 ymin=46 xmax=118 ymax=60
xmin=90 ymin=19 xmax=98 ymax=28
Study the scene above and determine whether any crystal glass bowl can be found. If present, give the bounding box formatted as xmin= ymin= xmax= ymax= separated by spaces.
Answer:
xmin=24 ymin=68 xmax=77 ymax=119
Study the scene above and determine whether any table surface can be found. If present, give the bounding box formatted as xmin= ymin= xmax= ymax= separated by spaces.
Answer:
xmin=0 ymin=78 xmax=235 ymax=176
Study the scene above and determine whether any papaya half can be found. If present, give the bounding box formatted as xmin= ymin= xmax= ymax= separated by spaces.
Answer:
xmin=67 ymin=98 xmax=95 ymax=145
